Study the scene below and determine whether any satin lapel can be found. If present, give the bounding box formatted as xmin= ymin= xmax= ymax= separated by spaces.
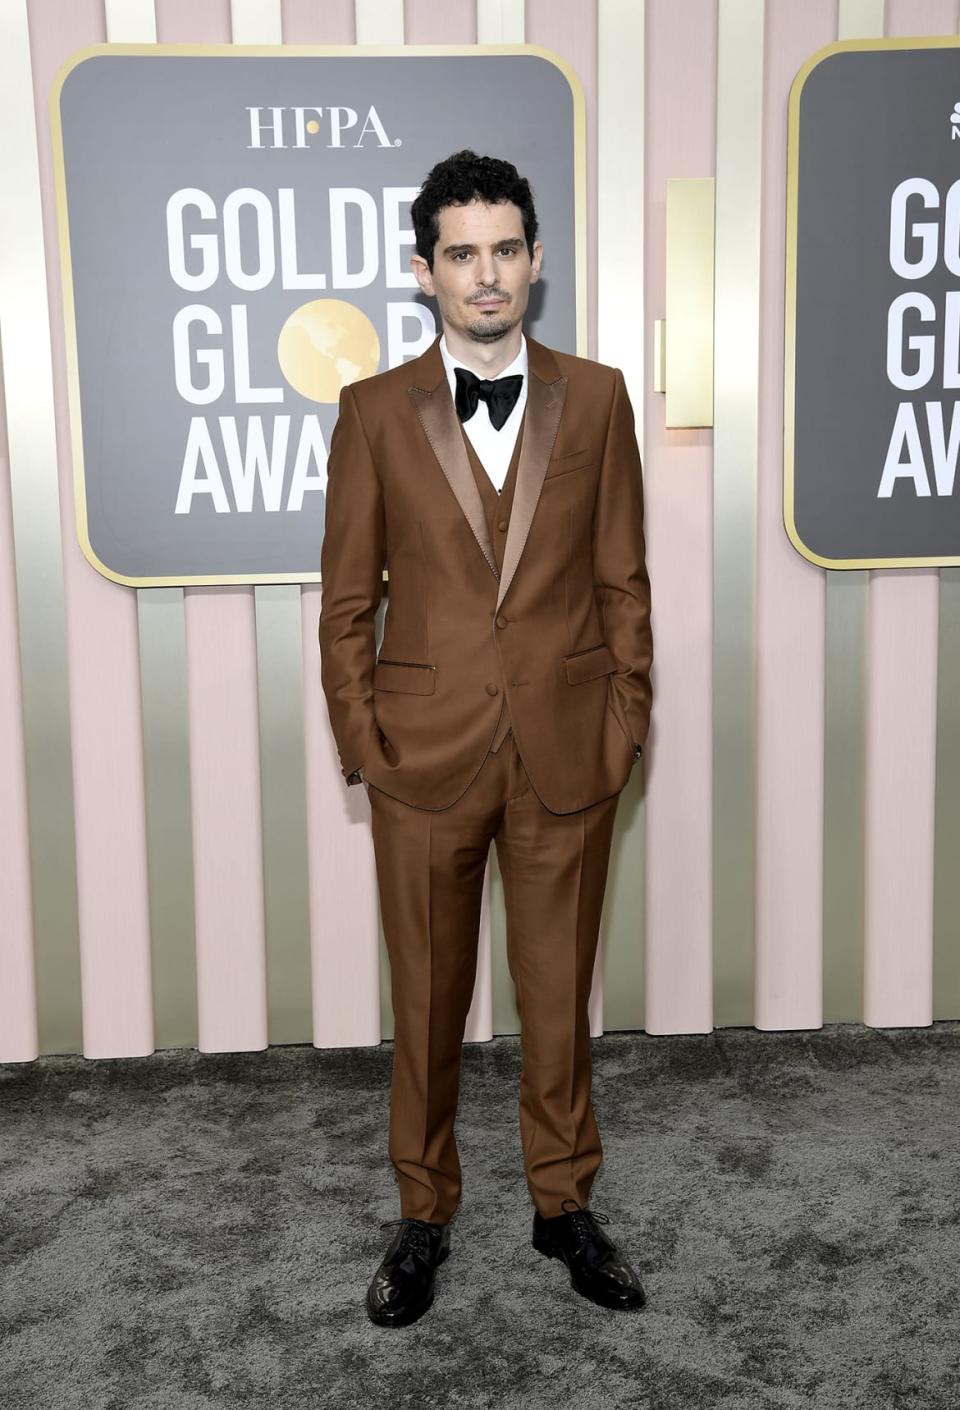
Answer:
xmin=408 ymin=381 xmax=499 ymax=581
xmin=495 ymin=369 xmax=567 ymax=614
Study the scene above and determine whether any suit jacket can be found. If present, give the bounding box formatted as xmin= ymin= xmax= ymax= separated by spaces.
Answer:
xmin=318 ymin=332 xmax=653 ymax=814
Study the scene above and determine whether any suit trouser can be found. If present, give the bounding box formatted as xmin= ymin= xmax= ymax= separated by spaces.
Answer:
xmin=367 ymin=728 xmax=621 ymax=1225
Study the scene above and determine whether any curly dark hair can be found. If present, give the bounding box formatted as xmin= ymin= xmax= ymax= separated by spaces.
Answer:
xmin=410 ymin=150 xmax=538 ymax=270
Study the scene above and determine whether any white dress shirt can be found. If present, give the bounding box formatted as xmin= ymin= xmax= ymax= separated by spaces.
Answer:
xmin=439 ymin=333 xmax=528 ymax=493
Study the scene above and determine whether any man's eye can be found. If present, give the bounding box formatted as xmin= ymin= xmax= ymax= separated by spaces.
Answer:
xmin=498 ymin=247 xmax=516 ymax=256
xmin=453 ymin=251 xmax=471 ymax=261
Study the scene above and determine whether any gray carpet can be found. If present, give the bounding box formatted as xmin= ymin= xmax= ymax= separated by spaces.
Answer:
xmin=2 ymin=1024 xmax=960 ymax=1410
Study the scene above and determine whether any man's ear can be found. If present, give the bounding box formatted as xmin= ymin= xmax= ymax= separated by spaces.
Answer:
xmin=529 ymin=239 xmax=544 ymax=284
xmin=410 ymin=253 xmax=435 ymax=297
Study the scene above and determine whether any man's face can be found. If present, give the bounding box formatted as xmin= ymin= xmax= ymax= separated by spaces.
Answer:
xmin=411 ymin=199 xmax=543 ymax=344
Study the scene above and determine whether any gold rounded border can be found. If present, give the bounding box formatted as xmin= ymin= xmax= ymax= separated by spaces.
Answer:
xmin=783 ymin=35 xmax=960 ymax=570
xmin=49 ymin=42 xmax=587 ymax=588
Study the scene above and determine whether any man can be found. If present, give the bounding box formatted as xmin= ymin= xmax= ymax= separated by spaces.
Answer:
xmin=318 ymin=151 xmax=653 ymax=1327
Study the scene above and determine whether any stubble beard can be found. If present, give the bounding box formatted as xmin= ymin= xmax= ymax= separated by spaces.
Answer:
xmin=464 ymin=309 xmax=515 ymax=343
xmin=454 ymin=285 xmax=520 ymax=343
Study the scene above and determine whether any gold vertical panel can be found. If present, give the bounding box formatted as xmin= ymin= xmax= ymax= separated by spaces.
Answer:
xmin=652 ymin=319 xmax=665 ymax=392
xmin=476 ymin=0 xmax=525 ymax=43
xmin=665 ymin=178 xmax=714 ymax=429
xmin=373 ymin=601 xmax=394 ymax=1041
xmin=930 ymin=4 xmax=960 ymax=1023
xmin=490 ymin=873 xmax=520 ymax=1035
xmin=229 ymin=0 xmax=314 ymax=1043
xmin=934 ymin=567 xmax=960 ymax=1018
xmin=822 ymin=575 xmax=867 ymax=1020
xmin=230 ymin=0 xmax=282 ymax=43
xmin=104 ymin=0 xmax=196 ymax=1052
xmin=838 ymin=0 xmax=887 ymax=35
xmin=103 ymin=0 xmax=156 ymax=39
xmin=378 ymin=938 xmax=393 ymax=1040
xmin=821 ymin=0 xmax=885 ymax=1022
xmin=933 ymin=0 xmax=960 ymax=1024
xmin=712 ymin=0 xmax=764 ymax=1027
xmin=598 ymin=803 xmax=646 ymax=1030
xmin=139 ymin=588 xmax=198 ymax=1049
xmin=255 ymin=585 xmax=313 ymax=1040
xmin=597 ymin=0 xmax=646 ymax=1031
xmin=351 ymin=0 xmax=406 ymax=1043
xmin=356 ymin=0 xmax=404 ymax=44
xmin=1 ymin=0 xmax=82 ymax=1053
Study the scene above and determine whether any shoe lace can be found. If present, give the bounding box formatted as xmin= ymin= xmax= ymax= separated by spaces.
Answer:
xmin=379 ymin=1217 xmax=440 ymax=1262
xmin=560 ymin=1198 xmax=612 ymax=1248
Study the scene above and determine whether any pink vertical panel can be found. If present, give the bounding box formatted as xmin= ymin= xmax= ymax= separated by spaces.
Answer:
xmin=301 ymin=593 xmax=380 ymax=1047
xmin=282 ymin=0 xmax=354 ymax=42
xmin=0 ymin=358 xmax=38 ymax=1061
xmin=157 ymin=0 xmax=269 ymax=1053
xmin=28 ymin=0 xmax=153 ymax=1059
xmin=865 ymin=572 xmax=938 ymax=1026
xmin=526 ymin=0 xmax=598 ymax=360
xmin=863 ymin=0 xmax=954 ymax=1027
xmin=184 ymin=587 xmax=268 ymax=1051
xmin=525 ymin=0 xmax=606 ymax=1034
xmin=156 ymin=0 xmax=233 ymax=39
xmin=404 ymin=0 xmax=476 ymax=42
xmin=642 ymin=0 xmax=716 ymax=1035
xmin=754 ymin=0 xmax=835 ymax=1030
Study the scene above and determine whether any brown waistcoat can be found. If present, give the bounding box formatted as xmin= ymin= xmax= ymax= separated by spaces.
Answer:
xmin=460 ymin=411 xmax=527 ymax=754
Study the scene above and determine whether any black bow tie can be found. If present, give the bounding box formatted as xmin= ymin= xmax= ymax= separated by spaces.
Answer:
xmin=454 ymin=365 xmax=524 ymax=431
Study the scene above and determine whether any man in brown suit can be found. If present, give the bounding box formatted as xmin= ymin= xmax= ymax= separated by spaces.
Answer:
xmin=318 ymin=151 xmax=653 ymax=1326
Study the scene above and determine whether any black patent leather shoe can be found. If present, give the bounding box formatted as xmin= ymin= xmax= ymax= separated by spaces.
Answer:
xmin=365 ymin=1217 xmax=451 ymax=1327
xmin=532 ymin=1199 xmax=646 ymax=1310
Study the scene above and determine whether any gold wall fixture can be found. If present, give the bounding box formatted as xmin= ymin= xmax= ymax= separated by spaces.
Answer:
xmin=656 ymin=176 xmax=715 ymax=427
xmin=652 ymin=318 xmax=666 ymax=394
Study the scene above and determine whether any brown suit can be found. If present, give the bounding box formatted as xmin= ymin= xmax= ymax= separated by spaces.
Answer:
xmin=318 ymin=332 xmax=653 ymax=1222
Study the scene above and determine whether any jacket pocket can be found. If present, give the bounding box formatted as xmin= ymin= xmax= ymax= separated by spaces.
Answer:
xmin=563 ymin=642 xmax=618 ymax=685
xmin=373 ymin=659 xmax=437 ymax=695
xmin=544 ymin=449 xmax=594 ymax=479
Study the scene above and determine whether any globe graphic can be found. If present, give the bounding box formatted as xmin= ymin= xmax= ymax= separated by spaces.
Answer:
xmin=277 ymin=298 xmax=381 ymax=404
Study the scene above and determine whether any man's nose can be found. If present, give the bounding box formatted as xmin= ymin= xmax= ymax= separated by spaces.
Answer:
xmin=476 ymin=257 xmax=497 ymax=286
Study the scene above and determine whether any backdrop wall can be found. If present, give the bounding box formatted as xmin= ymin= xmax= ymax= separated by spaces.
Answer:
xmin=2 ymin=0 xmax=958 ymax=1063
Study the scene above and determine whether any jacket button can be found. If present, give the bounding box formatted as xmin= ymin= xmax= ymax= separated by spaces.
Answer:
xmin=485 ymin=683 xmax=499 ymax=696
xmin=495 ymin=614 xmax=508 ymax=629
xmin=497 ymin=520 xmax=508 ymax=531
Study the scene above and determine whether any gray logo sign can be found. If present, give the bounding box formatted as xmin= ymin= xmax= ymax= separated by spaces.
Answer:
xmin=52 ymin=47 xmax=582 ymax=585
xmin=786 ymin=39 xmax=960 ymax=567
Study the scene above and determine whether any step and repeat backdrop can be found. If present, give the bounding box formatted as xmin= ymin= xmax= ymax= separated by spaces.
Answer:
xmin=3 ymin=0 xmax=960 ymax=1063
